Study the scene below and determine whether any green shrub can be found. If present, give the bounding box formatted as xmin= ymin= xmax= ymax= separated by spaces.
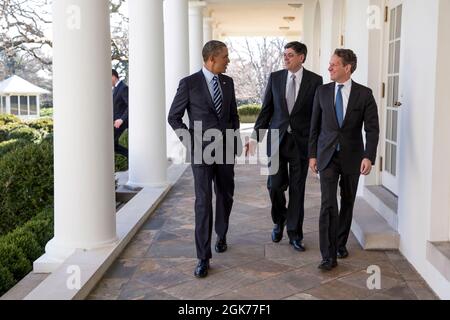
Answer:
xmin=238 ymin=104 xmax=261 ymax=116
xmin=2 ymin=229 xmax=42 ymax=261
xmin=0 ymin=208 xmax=54 ymax=296
xmin=0 ymin=264 xmax=15 ymax=296
xmin=0 ymin=141 xmax=53 ymax=235
xmin=0 ymin=123 xmax=26 ymax=142
xmin=238 ymin=104 xmax=261 ymax=123
xmin=39 ymin=108 xmax=53 ymax=118
xmin=0 ymin=114 xmax=20 ymax=126
xmin=115 ymin=129 xmax=128 ymax=172
xmin=26 ymin=118 xmax=53 ymax=134
xmin=0 ymin=139 xmax=31 ymax=158
xmin=8 ymin=126 xmax=42 ymax=143
xmin=22 ymin=208 xmax=54 ymax=245
xmin=0 ymin=242 xmax=31 ymax=280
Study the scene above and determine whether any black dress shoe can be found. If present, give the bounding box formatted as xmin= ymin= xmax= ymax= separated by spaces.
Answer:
xmin=215 ymin=237 xmax=227 ymax=253
xmin=337 ymin=247 xmax=349 ymax=259
xmin=271 ymin=222 xmax=286 ymax=243
xmin=318 ymin=259 xmax=338 ymax=271
xmin=289 ymin=239 xmax=306 ymax=252
xmin=194 ymin=259 xmax=210 ymax=278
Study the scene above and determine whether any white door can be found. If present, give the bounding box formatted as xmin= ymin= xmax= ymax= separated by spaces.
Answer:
xmin=381 ymin=0 xmax=403 ymax=195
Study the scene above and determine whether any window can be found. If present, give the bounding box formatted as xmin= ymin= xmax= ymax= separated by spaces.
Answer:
xmin=11 ymin=96 xmax=19 ymax=115
xmin=20 ymin=96 xmax=28 ymax=115
xmin=29 ymin=96 xmax=37 ymax=115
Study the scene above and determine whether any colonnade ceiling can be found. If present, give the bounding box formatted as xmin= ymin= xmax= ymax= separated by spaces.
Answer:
xmin=197 ymin=0 xmax=307 ymax=38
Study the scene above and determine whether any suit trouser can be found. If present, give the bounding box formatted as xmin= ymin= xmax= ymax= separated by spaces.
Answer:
xmin=192 ymin=163 xmax=235 ymax=260
xmin=267 ymin=133 xmax=309 ymax=241
xmin=319 ymin=151 xmax=359 ymax=260
xmin=114 ymin=125 xmax=128 ymax=158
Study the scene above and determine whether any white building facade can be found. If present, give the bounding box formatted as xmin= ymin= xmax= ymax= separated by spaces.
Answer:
xmin=40 ymin=0 xmax=449 ymax=299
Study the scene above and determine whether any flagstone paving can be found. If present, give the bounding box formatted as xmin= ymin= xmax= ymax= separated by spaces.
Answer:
xmin=88 ymin=165 xmax=438 ymax=300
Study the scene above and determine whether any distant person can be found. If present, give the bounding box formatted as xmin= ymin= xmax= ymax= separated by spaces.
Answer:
xmin=112 ymin=69 xmax=128 ymax=158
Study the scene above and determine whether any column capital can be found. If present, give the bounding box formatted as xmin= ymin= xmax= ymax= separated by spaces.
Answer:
xmin=189 ymin=0 xmax=206 ymax=12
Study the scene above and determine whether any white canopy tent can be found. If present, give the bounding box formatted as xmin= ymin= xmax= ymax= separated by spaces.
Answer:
xmin=0 ymin=75 xmax=50 ymax=119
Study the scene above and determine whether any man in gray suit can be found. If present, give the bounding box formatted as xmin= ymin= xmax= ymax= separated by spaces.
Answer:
xmin=245 ymin=42 xmax=323 ymax=252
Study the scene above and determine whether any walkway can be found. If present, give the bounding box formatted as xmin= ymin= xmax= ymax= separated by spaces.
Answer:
xmin=88 ymin=164 xmax=438 ymax=300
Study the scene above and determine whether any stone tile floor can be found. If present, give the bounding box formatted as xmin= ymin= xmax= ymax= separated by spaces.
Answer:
xmin=88 ymin=165 xmax=438 ymax=300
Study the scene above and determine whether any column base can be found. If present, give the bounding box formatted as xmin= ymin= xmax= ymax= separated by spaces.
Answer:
xmin=126 ymin=180 xmax=170 ymax=189
xmin=33 ymin=236 xmax=119 ymax=273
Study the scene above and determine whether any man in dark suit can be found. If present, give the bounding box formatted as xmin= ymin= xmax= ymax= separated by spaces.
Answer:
xmin=112 ymin=69 xmax=129 ymax=158
xmin=309 ymin=49 xmax=379 ymax=270
xmin=168 ymin=40 xmax=240 ymax=278
xmin=245 ymin=41 xmax=323 ymax=252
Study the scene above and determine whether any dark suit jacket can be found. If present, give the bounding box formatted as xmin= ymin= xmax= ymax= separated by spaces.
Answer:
xmin=113 ymin=81 xmax=129 ymax=127
xmin=167 ymin=70 xmax=241 ymax=162
xmin=252 ymin=68 xmax=323 ymax=158
xmin=308 ymin=81 xmax=380 ymax=174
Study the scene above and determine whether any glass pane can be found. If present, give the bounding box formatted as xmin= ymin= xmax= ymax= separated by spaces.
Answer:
xmin=392 ymin=110 xmax=398 ymax=143
xmin=385 ymin=143 xmax=392 ymax=173
xmin=396 ymin=5 xmax=402 ymax=39
xmin=392 ymin=144 xmax=397 ymax=176
xmin=11 ymin=96 xmax=19 ymax=115
xmin=0 ymin=96 xmax=4 ymax=114
xmin=20 ymin=96 xmax=28 ymax=115
xmin=389 ymin=43 xmax=394 ymax=74
xmin=29 ymin=96 xmax=37 ymax=115
xmin=393 ymin=75 xmax=399 ymax=106
xmin=387 ymin=77 xmax=393 ymax=107
xmin=390 ymin=8 xmax=396 ymax=41
xmin=386 ymin=110 xmax=392 ymax=141
xmin=394 ymin=40 xmax=401 ymax=73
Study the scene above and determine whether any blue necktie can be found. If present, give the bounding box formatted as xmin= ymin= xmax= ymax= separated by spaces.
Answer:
xmin=212 ymin=76 xmax=222 ymax=116
xmin=335 ymin=84 xmax=344 ymax=151
xmin=335 ymin=84 xmax=344 ymax=127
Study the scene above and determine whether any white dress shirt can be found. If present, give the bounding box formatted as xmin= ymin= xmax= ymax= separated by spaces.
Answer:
xmin=285 ymin=67 xmax=304 ymax=102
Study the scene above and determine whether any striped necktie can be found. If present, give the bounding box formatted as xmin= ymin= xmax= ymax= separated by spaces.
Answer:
xmin=212 ymin=75 xmax=223 ymax=116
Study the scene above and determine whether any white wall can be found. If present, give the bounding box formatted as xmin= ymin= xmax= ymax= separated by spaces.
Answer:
xmin=318 ymin=0 xmax=334 ymax=81
xmin=396 ymin=0 xmax=450 ymax=299
xmin=343 ymin=0 xmax=369 ymax=85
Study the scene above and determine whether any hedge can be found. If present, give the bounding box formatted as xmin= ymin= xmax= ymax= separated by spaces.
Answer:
xmin=0 ymin=140 xmax=53 ymax=235
xmin=0 ymin=114 xmax=20 ymax=126
xmin=238 ymin=104 xmax=261 ymax=123
xmin=0 ymin=139 xmax=31 ymax=158
xmin=26 ymin=118 xmax=53 ymax=134
xmin=115 ymin=129 xmax=128 ymax=172
xmin=0 ymin=208 xmax=54 ymax=297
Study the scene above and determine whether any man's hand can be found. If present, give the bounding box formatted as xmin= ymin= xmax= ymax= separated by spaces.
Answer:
xmin=360 ymin=158 xmax=372 ymax=175
xmin=244 ymin=139 xmax=257 ymax=157
xmin=309 ymin=158 xmax=318 ymax=174
xmin=114 ymin=119 xmax=124 ymax=129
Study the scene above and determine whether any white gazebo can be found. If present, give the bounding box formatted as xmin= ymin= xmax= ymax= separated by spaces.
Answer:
xmin=0 ymin=75 xmax=50 ymax=119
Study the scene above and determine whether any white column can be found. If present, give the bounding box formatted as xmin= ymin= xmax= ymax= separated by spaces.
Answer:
xmin=128 ymin=0 xmax=167 ymax=187
xmin=203 ymin=16 xmax=214 ymax=44
xmin=189 ymin=1 xmax=206 ymax=73
xmin=164 ymin=0 xmax=190 ymax=163
xmin=38 ymin=0 xmax=116 ymax=271
xmin=6 ymin=96 xmax=10 ymax=114
xmin=302 ymin=0 xmax=316 ymax=71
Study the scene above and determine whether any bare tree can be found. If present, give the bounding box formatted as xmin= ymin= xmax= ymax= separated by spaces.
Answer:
xmin=0 ymin=0 xmax=52 ymax=73
xmin=226 ymin=37 xmax=286 ymax=104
